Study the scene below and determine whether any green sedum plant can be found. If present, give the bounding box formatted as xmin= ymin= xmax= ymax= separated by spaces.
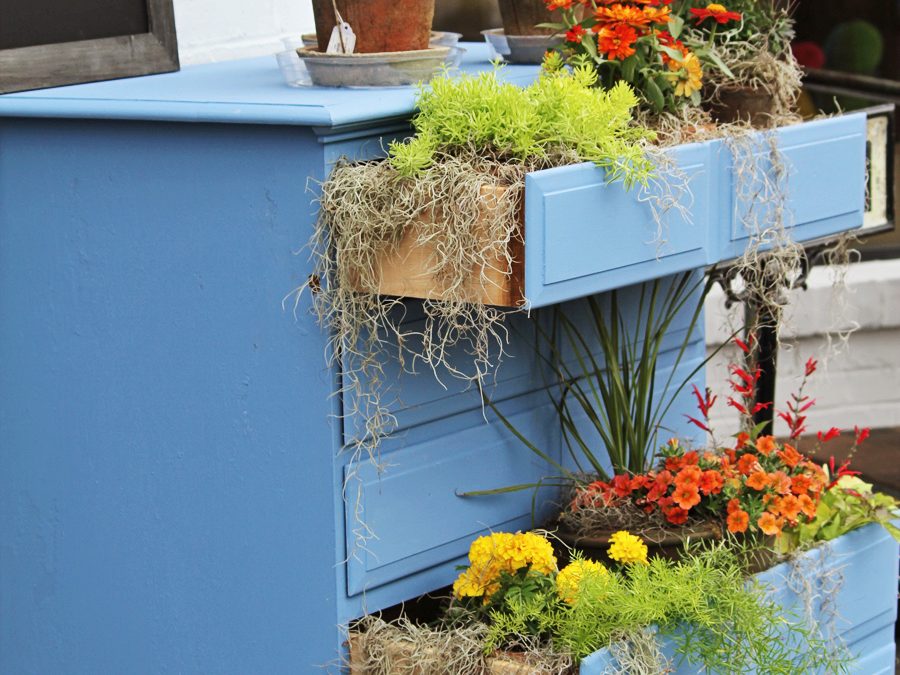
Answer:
xmin=389 ymin=64 xmax=655 ymax=188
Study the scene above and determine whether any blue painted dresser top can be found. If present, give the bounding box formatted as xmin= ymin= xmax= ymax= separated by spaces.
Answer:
xmin=0 ymin=44 xmax=528 ymax=128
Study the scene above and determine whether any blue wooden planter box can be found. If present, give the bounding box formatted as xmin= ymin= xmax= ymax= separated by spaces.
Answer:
xmin=0 ymin=45 xmax=873 ymax=673
xmin=525 ymin=114 xmax=866 ymax=308
xmin=581 ymin=523 xmax=899 ymax=674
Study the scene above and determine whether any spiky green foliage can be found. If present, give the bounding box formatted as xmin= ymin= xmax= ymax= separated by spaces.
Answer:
xmin=389 ymin=65 xmax=655 ymax=189
xmin=485 ymin=544 xmax=849 ymax=673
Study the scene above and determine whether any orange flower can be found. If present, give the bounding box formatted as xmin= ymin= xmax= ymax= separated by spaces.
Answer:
xmin=735 ymin=432 xmax=750 ymax=449
xmin=755 ymin=435 xmax=777 ymax=455
xmin=690 ymin=3 xmax=742 ymax=25
xmin=726 ymin=497 xmax=741 ymax=514
xmin=699 ymin=469 xmax=724 ymax=495
xmin=769 ymin=470 xmax=791 ymax=495
xmin=798 ymin=493 xmax=817 ymax=519
xmin=641 ymin=4 xmax=670 ymax=25
xmin=596 ymin=23 xmax=638 ymax=60
xmin=746 ymin=471 xmax=769 ymax=491
xmin=596 ymin=4 xmax=652 ymax=29
xmin=672 ymin=484 xmax=701 ymax=510
xmin=682 ymin=450 xmax=700 ymax=466
xmin=777 ymin=494 xmax=802 ymax=521
xmin=675 ymin=465 xmax=702 ymax=490
xmin=665 ymin=506 xmax=689 ymax=525
xmin=790 ymin=474 xmax=812 ymax=496
xmin=727 ymin=509 xmax=749 ymax=533
xmin=777 ymin=443 xmax=802 ymax=468
xmin=758 ymin=512 xmax=783 ymax=536
xmin=737 ymin=453 xmax=758 ymax=476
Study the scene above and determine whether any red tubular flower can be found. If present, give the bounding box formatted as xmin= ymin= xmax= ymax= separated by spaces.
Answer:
xmin=690 ymin=3 xmax=742 ymax=25
xmin=817 ymin=427 xmax=841 ymax=443
xmin=691 ymin=384 xmax=717 ymax=418
xmin=733 ymin=336 xmax=752 ymax=354
xmin=685 ymin=415 xmax=711 ymax=433
xmin=855 ymin=426 xmax=870 ymax=445
xmin=805 ymin=357 xmax=818 ymax=377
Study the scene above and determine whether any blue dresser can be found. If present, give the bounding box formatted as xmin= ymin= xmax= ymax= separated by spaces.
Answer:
xmin=0 ymin=46 xmax=867 ymax=673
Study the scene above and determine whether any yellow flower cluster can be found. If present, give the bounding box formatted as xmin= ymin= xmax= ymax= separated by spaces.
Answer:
xmin=556 ymin=558 xmax=607 ymax=604
xmin=452 ymin=532 xmax=557 ymax=601
xmin=607 ymin=530 xmax=648 ymax=565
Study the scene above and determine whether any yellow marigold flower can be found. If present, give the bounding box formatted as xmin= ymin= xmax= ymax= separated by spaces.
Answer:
xmin=556 ymin=559 xmax=607 ymax=604
xmin=453 ymin=531 xmax=557 ymax=600
xmin=608 ymin=530 xmax=649 ymax=564
xmin=667 ymin=51 xmax=703 ymax=98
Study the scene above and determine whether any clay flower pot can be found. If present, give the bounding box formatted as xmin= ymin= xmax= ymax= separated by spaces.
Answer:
xmin=496 ymin=0 xmax=555 ymax=36
xmin=311 ymin=0 xmax=436 ymax=53
xmin=704 ymin=85 xmax=777 ymax=127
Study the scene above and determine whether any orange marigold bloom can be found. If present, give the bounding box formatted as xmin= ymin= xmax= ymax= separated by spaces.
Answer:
xmin=672 ymin=484 xmax=701 ymax=510
xmin=699 ymin=469 xmax=724 ymax=495
xmin=770 ymin=470 xmax=792 ymax=495
xmin=758 ymin=512 xmax=783 ymax=536
xmin=727 ymin=508 xmax=749 ymax=533
xmin=596 ymin=4 xmax=652 ymax=28
xmin=746 ymin=471 xmax=769 ymax=491
xmin=596 ymin=23 xmax=638 ymax=60
xmin=756 ymin=435 xmax=777 ymax=455
xmin=642 ymin=4 xmax=670 ymax=24
xmin=777 ymin=494 xmax=802 ymax=521
xmin=777 ymin=443 xmax=802 ymax=468
xmin=737 ymin=453 xmax=758 ymax=476
xmin=798 ymin=493 xmax=817 ymax=519
xmin=545 ymin=0 xmax=575 ymax=9
xmin=726 ymin=497 xmax=741 ymax=514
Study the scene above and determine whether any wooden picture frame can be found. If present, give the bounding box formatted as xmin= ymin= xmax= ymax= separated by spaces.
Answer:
xmin=0 ymin=0 xmax=179 ymax=94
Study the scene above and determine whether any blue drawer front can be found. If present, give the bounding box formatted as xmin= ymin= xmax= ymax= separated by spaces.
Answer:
xmin=717 ymin=113 xmax=866 ymax=261
xmin=343 ymin=396 xmax=562 ymax=597
xmin=524 ymin=142 xmax=713 ymax=309
xmin=342 ymin=275 xmax=704 ymax=445
xmin=580 ymin=523 xmax=899 ymax=674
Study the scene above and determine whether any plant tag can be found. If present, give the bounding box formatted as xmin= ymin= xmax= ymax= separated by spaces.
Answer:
xmin=326 ymin=21 xmax=356 ymax=54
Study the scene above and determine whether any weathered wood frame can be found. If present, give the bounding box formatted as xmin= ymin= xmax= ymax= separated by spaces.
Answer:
xmin=0 ymin=0 xmax=178 ymax=94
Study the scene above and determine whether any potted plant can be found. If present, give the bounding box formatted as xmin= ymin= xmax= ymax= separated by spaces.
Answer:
xmin=310 ymin=0 xmax=436 ymax=53
xmin=542 ymin=0 xmax=802 ymax=126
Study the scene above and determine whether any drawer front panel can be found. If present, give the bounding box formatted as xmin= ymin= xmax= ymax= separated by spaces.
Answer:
xmin=720 ymin=113 xmax=866 ymax=259
xmin=344 ymin=396 xmax=562 ymax=597
xmin=342 ymin=273 xmax=705 ymax=445
xmin=524 ymin=142 xmax=714 ymax=309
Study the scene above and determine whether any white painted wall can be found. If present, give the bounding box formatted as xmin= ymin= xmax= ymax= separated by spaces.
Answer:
xmin=173 ymin=0 xmax=316 ymax=64
xmin=705 ymin=258 xmax=900 ymax=437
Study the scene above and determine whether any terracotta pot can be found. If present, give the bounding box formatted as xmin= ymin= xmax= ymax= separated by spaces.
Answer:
xmin=496 ymin=0 xmax=555 ymax=36
xmin=553 ymin=519 xmax=723 ymax=566
xmin=311 ymin=0 xmax=436 ymax=53
xmin=704 ymin=85 xmax=777 ymax=127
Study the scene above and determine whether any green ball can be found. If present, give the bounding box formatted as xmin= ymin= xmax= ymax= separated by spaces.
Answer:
xmin=824 ymin=20 xmax=883 ymax=74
